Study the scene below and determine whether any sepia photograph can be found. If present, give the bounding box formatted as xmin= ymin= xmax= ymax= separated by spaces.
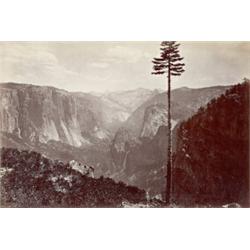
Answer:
xmin=1 ymin=1 xmax=250 ymax=250
xmin=0 ymin=41 xmax=249 ymax=208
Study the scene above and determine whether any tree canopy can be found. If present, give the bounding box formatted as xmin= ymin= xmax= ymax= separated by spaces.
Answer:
xmin=152 ymin=41 xmax=185 ymax=76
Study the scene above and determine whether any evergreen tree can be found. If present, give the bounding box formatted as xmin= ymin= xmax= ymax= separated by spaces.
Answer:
xmin=152 ymin=41 xmax=185 ymax=204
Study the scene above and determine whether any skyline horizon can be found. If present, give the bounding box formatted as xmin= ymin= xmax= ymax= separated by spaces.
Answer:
xmin=1 ymin=42 xmax=249 ymax=93
xmin=0 ymin=80 xmax=239 ymax=94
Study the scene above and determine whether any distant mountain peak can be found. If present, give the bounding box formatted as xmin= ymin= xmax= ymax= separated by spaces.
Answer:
xmin=176 ymin=86 xmax=190 ymax=91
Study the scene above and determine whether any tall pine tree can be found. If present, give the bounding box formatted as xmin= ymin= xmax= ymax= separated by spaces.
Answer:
xmin=152 ymin=41 xmax=185 ymax=204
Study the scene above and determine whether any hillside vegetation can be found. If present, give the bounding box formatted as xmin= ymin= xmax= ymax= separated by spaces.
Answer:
xmin=0 ymin=148 xmax=146 ymax=207
xmin=173 ymin=81 xmax=249 ymax=207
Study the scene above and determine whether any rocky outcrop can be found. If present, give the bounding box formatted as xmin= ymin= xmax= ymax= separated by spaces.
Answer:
xmin=69 ymin=160 xmax=94 ymax=178
xmin=140 ymin=104 xmax=168 ymax=138
xmin=140 ymin=104 xmax=178 ymax=138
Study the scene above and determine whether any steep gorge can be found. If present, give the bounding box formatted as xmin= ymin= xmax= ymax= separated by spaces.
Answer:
xmin=111 ymin=85 xmax=231 ymax=196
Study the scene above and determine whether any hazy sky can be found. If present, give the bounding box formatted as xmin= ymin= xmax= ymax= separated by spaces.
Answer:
xmin=0 ymin=42 xmax=249 ymax=92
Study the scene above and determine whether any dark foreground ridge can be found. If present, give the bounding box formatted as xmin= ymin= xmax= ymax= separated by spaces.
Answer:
xmin=0 ymin=148 xmax=147 ymax=207
xmin=173 ymin=81 xmax=250 ymax=207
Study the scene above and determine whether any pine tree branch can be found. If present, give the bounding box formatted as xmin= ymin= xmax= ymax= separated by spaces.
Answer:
xmin=171 ymin=57 xmax=184 ymax=62
xmin=171 ymin=66 xmax=185 ymax=70
xmin=152 ymin=71 xmax=165 ymax=75
xmin=171 ymin=72 xmax=182 ymax=76
xmin=152 ymin=60 xmax=164 ymax=65
xmin=171 ymin=63 xmax=185 ymax=67
xmin=153 ymin=65 xmax=167 ymax=70
xmin=153 ymin=57 xmax=166 ymax=62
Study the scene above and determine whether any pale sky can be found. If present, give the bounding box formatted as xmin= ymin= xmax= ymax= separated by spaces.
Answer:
xmin=0 ymin=42 xmax=249 ymax=92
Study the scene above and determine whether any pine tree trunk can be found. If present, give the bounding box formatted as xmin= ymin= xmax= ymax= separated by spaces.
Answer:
xmin=165 ymin=61 xmax=172 ymax=205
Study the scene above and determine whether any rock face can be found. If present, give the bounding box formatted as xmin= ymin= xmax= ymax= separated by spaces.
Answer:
xmin=0 ymin=83 xmax=109 ymax=147
xmin=111 ymin=85 xmax=231 ymax=196
xmin=0 ymin=83 xmax=159 ymax=145
xmin=140 ymin=104 xmax=168 ymax=138
xmin=69 ymin=160 xmax=94 ymax=178
xmin=172 ymin=81 xmax=249 ymax=207
xmin=140 ymin=104 xmax=178 ymax=138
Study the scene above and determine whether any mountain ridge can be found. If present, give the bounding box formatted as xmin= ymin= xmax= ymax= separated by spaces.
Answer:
xmin=172 ymin=81 xmax=249 ymax=207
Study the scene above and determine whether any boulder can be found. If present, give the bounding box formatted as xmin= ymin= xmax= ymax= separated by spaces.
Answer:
xmin=69 ymin=160 xmax=94 ymax=178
